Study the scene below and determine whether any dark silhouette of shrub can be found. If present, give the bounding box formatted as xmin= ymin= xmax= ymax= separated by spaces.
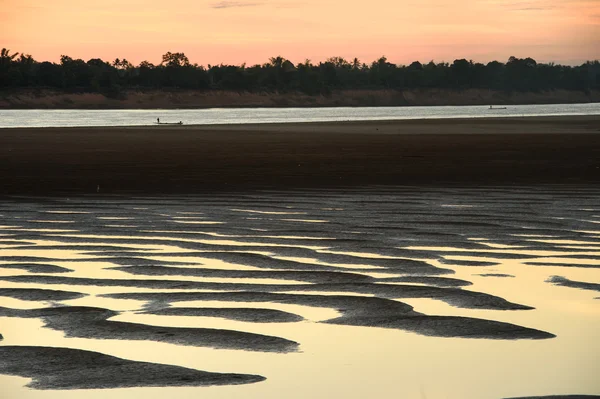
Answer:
xmin=1 ymin=48 xmax=598 ymax=95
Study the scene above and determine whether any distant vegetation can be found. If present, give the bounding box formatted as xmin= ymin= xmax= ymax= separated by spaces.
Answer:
xmin=1 ymin=48 xmax=599 ymax=96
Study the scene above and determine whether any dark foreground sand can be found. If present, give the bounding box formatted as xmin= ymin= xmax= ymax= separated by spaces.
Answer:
xmin=1 ymin=116 xmax=599 ymax=194
xmin=1 ymin=188 xmax=599 ymax=393
xmin=0 ymin=346 xmax=265 ymax=389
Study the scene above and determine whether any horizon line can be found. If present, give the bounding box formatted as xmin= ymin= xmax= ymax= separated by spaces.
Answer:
xmin=4 ymin=48 xmax=599 ymax=68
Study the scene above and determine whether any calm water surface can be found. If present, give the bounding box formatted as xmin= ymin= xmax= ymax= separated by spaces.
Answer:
xmin=0 ymin=103 xmax=599 ymax=128
xmin=0 ymin=186 xmax=599 ymax=398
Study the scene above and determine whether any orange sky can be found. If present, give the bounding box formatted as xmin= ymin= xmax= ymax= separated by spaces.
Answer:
xmin=1 ymin=0 xmax=599 ymax=66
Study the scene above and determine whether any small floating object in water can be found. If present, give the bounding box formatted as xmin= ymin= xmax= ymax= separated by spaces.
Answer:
xmin=155 ymin=117 xmax=183 ymax=125
xmin=155 ymin=121 xmax=184 ymax=125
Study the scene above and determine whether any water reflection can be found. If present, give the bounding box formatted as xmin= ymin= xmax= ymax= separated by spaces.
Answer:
xmin=1 ymin=186 xmax=599 ymax=398
xmin=1 ymin=103 xmax=599 ymax=128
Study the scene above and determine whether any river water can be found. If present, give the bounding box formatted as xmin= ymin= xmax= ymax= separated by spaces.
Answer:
xmin=0 ymin=186 xmax=599 ymax=398
xmin=0 ymin=103 xmax=599 ymax=128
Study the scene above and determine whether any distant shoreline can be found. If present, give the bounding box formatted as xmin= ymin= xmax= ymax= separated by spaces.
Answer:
xmin=1 ymin=116 xmax=599 ymax=195
xmin=1 ymin=88 xmax=599 ymax=109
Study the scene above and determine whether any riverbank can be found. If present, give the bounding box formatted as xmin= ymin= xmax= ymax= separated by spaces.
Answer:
xmin=1 ymin=88 xmax=599 ymax=109
xmin=1 ymin=116 xmax=599 ymax=195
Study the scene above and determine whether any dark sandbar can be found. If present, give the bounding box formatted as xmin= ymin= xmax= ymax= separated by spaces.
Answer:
xmin=0 ymin=263 xmax=72 ymax=273
xmin=327 ymin=314 xmax=554 ymax=339
xmin=0 ymin=346 xmax=264 ymax=389
xmin=0 ymin=306 xmax=298 ymax=353
xmin=0 ymin=275 xmax=532 ymax=310
xmin=141 ymin=307 xmax=304 ymax=323
xmin=439 ymin=259 xmax=501 ymax=267
xmin=0 ymin=288 xmax=86 ymax=301
xmin=113 ymin=265 xmax=374 ymax=284
xmin=547 ymin=276 xmax=600 ymax=292
xmin=102 ymin=291 xmax=553 ymax=339
xmin=526 ymin=262 xmax=600 ymax=269
xmin=374 ymin=275 xmax=472 ymax=287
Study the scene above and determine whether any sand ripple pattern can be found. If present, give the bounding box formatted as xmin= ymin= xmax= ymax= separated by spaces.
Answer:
xmin=0 ymin=186 xmax=599 ymax=393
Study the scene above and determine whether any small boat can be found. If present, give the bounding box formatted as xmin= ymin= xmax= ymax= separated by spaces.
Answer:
xmin=155 ymin=119 xmax=183 ymax=125
xmin=488 ymin=106 xmax=507 ymax=110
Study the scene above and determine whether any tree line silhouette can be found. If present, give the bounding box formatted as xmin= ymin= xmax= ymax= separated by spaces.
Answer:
xmin=1 ymin=48 xmax=598 ymax=96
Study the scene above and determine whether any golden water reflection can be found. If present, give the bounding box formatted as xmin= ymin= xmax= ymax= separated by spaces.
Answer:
xmin=1 ymin=195 xmax=600 ymax=399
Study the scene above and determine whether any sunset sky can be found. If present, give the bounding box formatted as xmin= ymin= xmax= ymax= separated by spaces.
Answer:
xmin=1 ymin=0 xmax=599 ymax=66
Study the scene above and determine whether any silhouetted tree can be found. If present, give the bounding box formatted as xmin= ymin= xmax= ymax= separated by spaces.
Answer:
xmin=1 ymin=49 xmax=598 ymax=95
xmin=450 ymin=59 xmax=472 ymax=88
xmin=161 ymin=52 xmax=190 ymax=67
xmin=0 ymin=48 xmax=21 ymax=87
xmin=1 ymin=48 xmax=19 ymax=66
xmin=112 ymin=58 xmax=133 ymax=70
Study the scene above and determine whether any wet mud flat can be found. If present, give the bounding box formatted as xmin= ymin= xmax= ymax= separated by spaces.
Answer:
xmin=0 ymin=116 xmax=599 ymax=194
xmin=0 ymin=187 xmax=599 ymax=396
